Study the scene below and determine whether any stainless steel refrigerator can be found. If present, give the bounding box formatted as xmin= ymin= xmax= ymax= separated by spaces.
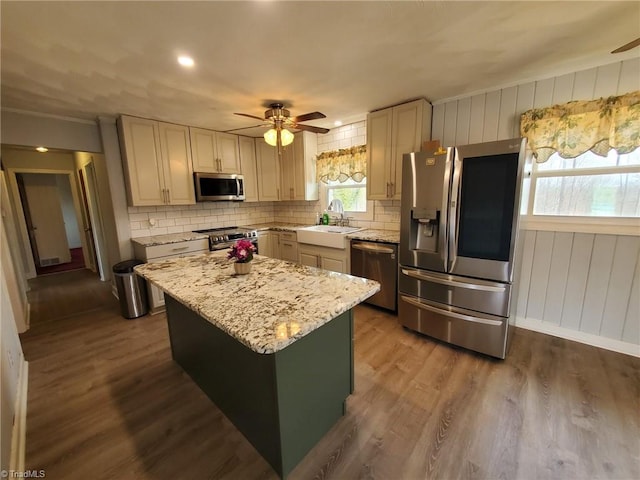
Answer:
xmin=398 ymin=138 xmax=528 ymax=358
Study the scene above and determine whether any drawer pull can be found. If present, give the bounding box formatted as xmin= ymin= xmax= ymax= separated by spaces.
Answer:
xmin=171 ymin=246 xmax=189 ymax=252
xmin=401 ymin=268 xmax=506 ymax=292
xmin=400 ymin=295 xmax=503 ymax=326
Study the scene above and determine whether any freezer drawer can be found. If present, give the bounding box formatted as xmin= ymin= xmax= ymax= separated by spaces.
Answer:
xmin=399 ymin=266 xmax=511 ymax=317
xmin=398 ymin=293 xmax=510 ymax=359
xmin=350 ymin=241 xmax=397 ymax=311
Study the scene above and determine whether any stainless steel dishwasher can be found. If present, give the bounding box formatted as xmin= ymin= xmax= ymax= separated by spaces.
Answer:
xmin=350 ymin=240 xmax=398 ymax=311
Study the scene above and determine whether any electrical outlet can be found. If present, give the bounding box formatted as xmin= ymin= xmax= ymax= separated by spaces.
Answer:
xmin=148 ymin=218 xmax=156 ymax=227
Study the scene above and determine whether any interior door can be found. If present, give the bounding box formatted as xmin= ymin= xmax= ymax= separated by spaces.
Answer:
xmin=20 ymin=173 xmax=71 ymax=266
xmin=77 ymin=168 xmax=98 ymax=272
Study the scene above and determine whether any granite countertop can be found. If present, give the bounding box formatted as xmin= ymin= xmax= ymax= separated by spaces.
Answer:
xmin=347 ymin=229 xmax=400 ymax=244
xmin=134 ymin=251 xmax=380 ymax=354
xmin=244 ymin=222 xmax=304 ymax=232
xmin=131 ymin=232 xmax=209 ymax=247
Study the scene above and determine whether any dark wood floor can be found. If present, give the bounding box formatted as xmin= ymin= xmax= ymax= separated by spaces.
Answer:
xmin=20 ymin=270 xmax=640 ymax=479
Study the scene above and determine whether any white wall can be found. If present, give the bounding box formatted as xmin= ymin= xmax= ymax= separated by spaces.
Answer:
xmin=1 ymin=109 xmax=102 ymax=153
xmin=432 ymin=58 xmax=640 ymax=355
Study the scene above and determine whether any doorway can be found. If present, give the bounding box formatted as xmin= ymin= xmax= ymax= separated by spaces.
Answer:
xmin=16 ymin=172 xmax=87 ymax=276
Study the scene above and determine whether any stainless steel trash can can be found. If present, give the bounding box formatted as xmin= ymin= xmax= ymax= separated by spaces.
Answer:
xmin=113 ymin=260 xmax=148 ymax=319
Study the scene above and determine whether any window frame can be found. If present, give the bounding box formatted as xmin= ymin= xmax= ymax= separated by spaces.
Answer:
xmin=521 ymin=150 xmax=640 ymax=236
xmin=319 ymin=178 xmax=374 ymax=222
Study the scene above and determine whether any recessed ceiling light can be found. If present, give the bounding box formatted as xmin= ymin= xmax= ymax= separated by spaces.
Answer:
xmin=36 ymin=146 xmax=48 ymax=153
xmin=177 ymin=55 xmax=195 ymax=67
xmin=334 ymin=120 xmax=343 ymax=127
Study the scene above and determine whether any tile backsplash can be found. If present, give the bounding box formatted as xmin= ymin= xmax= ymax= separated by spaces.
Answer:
xmin=128 ymin=120 xmax=400 ymax=238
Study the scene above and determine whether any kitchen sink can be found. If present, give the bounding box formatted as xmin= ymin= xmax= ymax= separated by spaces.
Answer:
xmin=296 ymin=225 xmax=363 ymax=249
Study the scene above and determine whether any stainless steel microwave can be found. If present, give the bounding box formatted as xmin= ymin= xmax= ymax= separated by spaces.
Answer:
xmin=194 ymin=172 xmax=245 ymax=201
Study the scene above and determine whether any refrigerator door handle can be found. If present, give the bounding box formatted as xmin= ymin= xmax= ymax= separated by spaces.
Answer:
xmin=400 ymin=295 xmax=504 ymax=326
xmin=401 ymin=268 xmax=507 ymax=292
xmin=448 ymin=148 xmax=462 ymax=271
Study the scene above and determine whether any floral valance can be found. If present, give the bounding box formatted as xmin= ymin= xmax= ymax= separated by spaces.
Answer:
xmin=316 ymin=145 xmax=366 ymax=184
xmin=520 ymin=91 xmax=640 ymax=163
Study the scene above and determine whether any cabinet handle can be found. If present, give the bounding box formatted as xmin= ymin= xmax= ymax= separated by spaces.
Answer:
xmin=282 ymin=242 xmax=293 ymax=247
xmin=166 ymin=188 xmax=170 ymax=204
xmin=386 ymin=182 xmax=390 ymax=197
xmin=290 ymin=187 xmax=293 ymax=199
xmin=217 ymin=158 xmax=222 ymax=171
xmin=171 ymin=246 xmax=189 ymax=252
xmin=390 ymin=182 xmax=395 ymax=197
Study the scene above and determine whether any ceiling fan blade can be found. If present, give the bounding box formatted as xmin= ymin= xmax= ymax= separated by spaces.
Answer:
xmin=292 ymin=111 xmax=326 ymax=123
xmin=612 ymin=37 xmax=640 ymax=53
xmin=234 ymin=112 xmax=265 ymax=121
xmin=293 ymin=123 xmax=330 ymax=134
xmin=223 ymin=123 xmax=267 ymax=133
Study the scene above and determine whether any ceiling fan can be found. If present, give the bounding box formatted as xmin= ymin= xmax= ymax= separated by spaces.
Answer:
xmin=611 ymin=37 xmax=640 ymax=54
xmin=230 ymin=103 xmax=330 ymax=148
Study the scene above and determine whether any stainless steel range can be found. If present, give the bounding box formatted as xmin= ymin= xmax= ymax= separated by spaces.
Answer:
xmin=193 ymin=226 xmax=259 ymax=252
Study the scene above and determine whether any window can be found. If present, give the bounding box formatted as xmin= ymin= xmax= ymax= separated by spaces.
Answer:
xmin=326 ymin=178 xmax=367 ymax=213
xmin=528 ymin=148 xmax=640 ymax=218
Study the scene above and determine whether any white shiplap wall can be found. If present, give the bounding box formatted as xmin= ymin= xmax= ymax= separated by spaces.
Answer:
xmin=432 ymin=58 xmax=640 ymax=356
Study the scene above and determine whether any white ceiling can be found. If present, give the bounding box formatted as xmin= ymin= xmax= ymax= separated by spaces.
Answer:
xmin=1 ymin=1 xmax=639 ymax=137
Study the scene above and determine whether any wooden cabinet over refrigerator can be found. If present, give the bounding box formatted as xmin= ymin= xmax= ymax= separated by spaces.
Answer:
xmin=367 ymin=98 xmax=431 ymax=200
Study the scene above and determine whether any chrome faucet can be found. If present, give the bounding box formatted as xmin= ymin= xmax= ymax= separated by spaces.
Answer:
xmin=327 ymin=199 xmax=345 ymax=225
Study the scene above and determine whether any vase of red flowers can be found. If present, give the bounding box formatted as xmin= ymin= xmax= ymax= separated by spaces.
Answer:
xmin=227 ymin=239 xmax=256 ymax=275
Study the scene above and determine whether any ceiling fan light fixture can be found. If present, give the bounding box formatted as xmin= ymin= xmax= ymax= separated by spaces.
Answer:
xmin=264 ymin=128 xmax=294 ymax=147
xmin=264 ymin=128 xmax=278 ymax=146
xmin=280 ymin=128 xmax=294 ymax=146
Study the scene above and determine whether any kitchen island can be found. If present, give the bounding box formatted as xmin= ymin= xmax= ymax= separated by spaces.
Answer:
xmin=134 ymin=252 xmax=379 ymax=478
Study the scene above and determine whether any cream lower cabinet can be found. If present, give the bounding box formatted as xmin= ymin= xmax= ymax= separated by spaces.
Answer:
xmin=278 ymin=232 xmax=298 ymax=262
xmin=133 ymin=238 xmax=208 ymax=313
xmin=258 ymin=231 xmax=278 ymax=258
xmin=298 ymin=244 xmax=349 ymax=274
xmin=118 ymin=115 xmax=195 ymax=206
xmin=367 ymin=98 xmax=432 ymax=200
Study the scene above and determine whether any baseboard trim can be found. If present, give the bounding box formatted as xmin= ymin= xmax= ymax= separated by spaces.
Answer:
xmin=515 ymin=316 xmax=640 ymax=358
xmin=10 ymin=360 xmax=28 ymax=472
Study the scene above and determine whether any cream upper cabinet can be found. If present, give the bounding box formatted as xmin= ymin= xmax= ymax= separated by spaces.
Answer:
xmin=255 ymin=139 xmax=281 ymax=201
xmin=118 ymin=115 xmax=195 ymax=206
xmin=366 ymin=98 xmax=431 ymax=200
xmin=189 ymin=127 xmax=241 ymax=173
xmin=280 ymin=131 xmax=318 ymax=201
xmin=239 ymin=136 xmax=259 ymax=202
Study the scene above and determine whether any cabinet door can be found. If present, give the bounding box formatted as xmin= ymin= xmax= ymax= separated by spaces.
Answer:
xmin=280 ymin=141 xmax=296 ymax=200
xmin=158 ymin=122 xmax=196 ymax=205
xmin=118 ymin=116 xmax=164 ymax=206
xmin=258 ymin=232 xmax=274 ymax=257
xmin=279 ymin=237 xmax=298 ymax=263
xmin=189 ymin=127 xmax=218 ymax=172
xmin=366 ymin=108 xmax=393 ymax=200
xmin=391 ymin=100 xmax=425 ymax=200
xmin=215 ymin=132 xmax=241 ymax=173
xmin=148 ymin=282 xmax=166 ymax=311
xmin=239 ymin=136 xmax=259 ymax=202
xmin=294 ymin=132 xmax=318 ymax=200
xmin=255 ymin=140 xmax=281 ymax=201
xmin=321 ymin=255 xmax=346 ymax=273
xmin=299 ymin=251 xmax=320 ymax=268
